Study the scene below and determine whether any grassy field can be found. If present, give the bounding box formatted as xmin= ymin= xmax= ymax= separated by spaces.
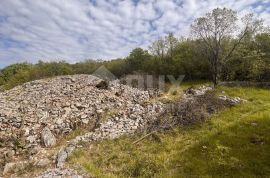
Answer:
xmin=68 ymin=84 xmax=270 ymax=177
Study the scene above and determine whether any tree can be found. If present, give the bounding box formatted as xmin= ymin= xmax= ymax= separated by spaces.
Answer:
xmin=165 ymin=33 xmax=178 ymax=58
xmin=254 ymin=32 xmax=270 ymax=80
xmin=191 ymin=8 xmax=262 ymax=85
xmin=255 ymin=32 xmax=270 ymax=57
xmin=149 ymin=38 xmax=166 ymax=59
xmin=126 ymin=48 xmax=151 ymax=71
xmin=0 ymin=63 xmax=32 ymax=83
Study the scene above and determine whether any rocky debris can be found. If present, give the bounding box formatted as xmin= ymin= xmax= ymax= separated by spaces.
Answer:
xmin=185 ymin=86 xmax=246 ymax=105
xmin=41 ymin=127 xmax=56 ymax=147
xmin=4 ymin=150 xmax=15 ymax=161
xmin=34 ymin=158 xmax=50 ymax=168
xmin=55 ymin=101 xmax=165 ymax=168
xmin=218 ymin=95 xmax=247 ymax=105
xmin=0 ymin=75 xmax=162 ymax=175
xmin=0 ymin=75 xmax=157 ymax=159
xmin=56 ymin=144 xmax=76 ymax=168
xmin=185 ymin=86 xmax=213 ymax=96
xmin=1 ymin=147 xmax=52 ymax=176
xmin=29 ymin=147 xmax=53 ymax=169
xmin=35 ymin=168 xmax=86 ymax=178
xmin=3 ymin=161 xmax=29 ymax=176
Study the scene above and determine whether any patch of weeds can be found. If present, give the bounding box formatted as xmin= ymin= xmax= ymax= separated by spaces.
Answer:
xmin=123 ymin=157 xmax=164 ymax=177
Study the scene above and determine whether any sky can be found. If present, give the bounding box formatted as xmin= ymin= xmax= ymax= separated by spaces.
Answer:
xmin=0 ymin=0 xmax=270 ymax=68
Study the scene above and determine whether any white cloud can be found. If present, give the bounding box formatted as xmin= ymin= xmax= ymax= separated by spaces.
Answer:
xmin=0 ymin=0 xmax=269 ymax=67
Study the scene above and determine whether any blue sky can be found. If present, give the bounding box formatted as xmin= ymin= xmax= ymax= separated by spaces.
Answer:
xmin=0 ymin=0 xmax=269 ymax=68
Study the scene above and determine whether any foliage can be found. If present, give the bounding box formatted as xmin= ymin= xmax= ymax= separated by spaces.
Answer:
xmin=191 ymin=7 xmax=263 ymax=85
xmin=126 ymin=48 xmax=151 ymax=72
xmin=0 ymin=61 xmax=74 ymax=89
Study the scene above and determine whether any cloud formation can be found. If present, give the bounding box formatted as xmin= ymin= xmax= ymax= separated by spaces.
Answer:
xmin=0 ymin=0 xmax=269 ymax=67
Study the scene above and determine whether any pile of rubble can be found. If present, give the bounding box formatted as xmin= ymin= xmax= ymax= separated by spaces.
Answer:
xmin=0 ymin=75 xmax=163 ymax=176
xmin=185 ymin=85 xmax=213 ymax=96
xmin=185 ymin=86 xmax=246 ymax=104
xmin=54 ymin=101 xmax=164 ymax=168
xmin=218 ymin=95 xmax=246 ymax=105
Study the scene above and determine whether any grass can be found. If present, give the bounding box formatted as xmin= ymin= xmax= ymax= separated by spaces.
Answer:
xmin=67 ymin=85 xmax=270 ymax=178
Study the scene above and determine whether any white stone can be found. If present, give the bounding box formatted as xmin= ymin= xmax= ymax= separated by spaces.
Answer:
xmin=41 ymin=127 xmax=56 ymax=147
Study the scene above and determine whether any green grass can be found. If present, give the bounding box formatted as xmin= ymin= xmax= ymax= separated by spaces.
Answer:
xmin=68 ymin=85 xmax=270 ymax=178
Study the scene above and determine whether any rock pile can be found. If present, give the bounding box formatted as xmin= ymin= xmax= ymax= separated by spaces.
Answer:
xmin=218 ymin=95 xmax=246 ymax=105
xmin=54 ymin=101 xmax=164 ymax=168
xmin=0 ymin=75 xmax=162 ymax=175
xmin=185 ymin=85 xmax=213 ymax=96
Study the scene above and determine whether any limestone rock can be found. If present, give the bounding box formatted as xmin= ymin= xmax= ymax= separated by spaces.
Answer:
xmin=34 ymin=158 xmax=50 ymax=167
xmin=218 ymin=95 xmax=246 ymax=104
xmin=185 ymin=85 xmax=213 ymax=96
xmin=56 ymin=144 xmax=76 ymax=168
xmin=35 ymin=168 xmax=85 ymax=178
xmin=3 ymin=161 xmax=29 ymax=175
xmin=41 ymin=127 xmax=56 ymax=147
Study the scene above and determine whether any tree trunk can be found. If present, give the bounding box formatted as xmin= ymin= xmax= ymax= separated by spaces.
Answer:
xmin=213 ymin=72 xmax=218 ymax=86
xmin=212 ymin=56 xmax=219 ymax=87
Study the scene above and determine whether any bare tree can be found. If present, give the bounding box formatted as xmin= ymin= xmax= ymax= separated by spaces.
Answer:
xmin=165 ymin=33 xmax=178 ymax=57
xmin=149 ymin=33 xmax=178 ymax=59
xmin=149 ymin=37 xmax=166 ymax=59
xmin=191 ymin=8 xmax=262 ymax=86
